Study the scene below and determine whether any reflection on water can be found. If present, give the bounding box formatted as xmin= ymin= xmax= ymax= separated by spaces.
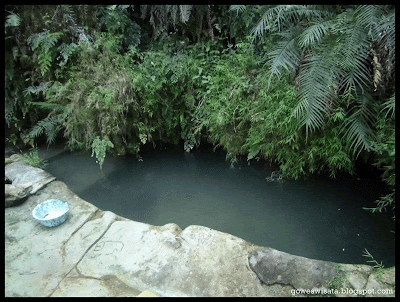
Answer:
xmin=40 ymin=143 xmax=395 ymax=266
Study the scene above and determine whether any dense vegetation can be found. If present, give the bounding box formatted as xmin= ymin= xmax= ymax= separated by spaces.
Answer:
xmin=5 ymin=5 xmax=395 ymax=216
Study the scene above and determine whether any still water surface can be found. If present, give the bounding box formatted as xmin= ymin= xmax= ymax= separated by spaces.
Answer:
xmin=39 ymin=143 xmax=394 ymax=266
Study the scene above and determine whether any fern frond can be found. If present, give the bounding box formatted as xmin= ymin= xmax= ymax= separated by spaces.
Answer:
xmin=28 ymin=101 xmax=66 ymax=112
xmin=28 ymin=115 xmax=63 ymax=146
xmin=5 ymin=13 xmax=20 ymax=27
xmin=27 ymin=31 xmax=64 ymax=51
xmin=23 ymin=86 xmax=40 ymax=97
xmin=179 ymin=5 xmax=192 ymax=24
xmin=27 ymin=31 xmax=64 ymax=75
xmin=57 ymin=43 xmax=79 ymax=66
xmin=23 ymin=82 xmax=52 ymax=97
xmin=61 ymin=4 xmax=76 ymax=21
xmin=28 ymin=123 xmax=45 ymax=139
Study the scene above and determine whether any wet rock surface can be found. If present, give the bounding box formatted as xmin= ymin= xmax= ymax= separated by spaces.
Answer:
xmin=248 ymin=248 xmax=338 ymax=290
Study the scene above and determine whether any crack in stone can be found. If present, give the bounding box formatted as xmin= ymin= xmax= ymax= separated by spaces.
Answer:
xmin=59 ymin=209 xmax=102 ymax=264
xmin=49 ymin=212 xmax=115 ymax=297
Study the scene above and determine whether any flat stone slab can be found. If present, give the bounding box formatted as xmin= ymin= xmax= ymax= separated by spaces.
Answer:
xmin=5 ymin=181 xmax=114 ymax=297
xmin=65 ymin=222 xmax=275 ymax=297
xmin=5 ymin=157 xmax=56 ymax=195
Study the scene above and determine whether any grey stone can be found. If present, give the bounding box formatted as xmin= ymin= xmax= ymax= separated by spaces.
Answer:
xmin=74 ymin=222 xmax=271 ymax=297
xmin=248 ymin=248 xmax=338 ymax=290
xmin=379 ymin=266 xmax=395 ymax=286
xmin=346 ymin=270 xmax=368 ymax=290
xmin=5 ymin=184 xmax=30 ymax=208
xmin=365 ymin=273 xmax=395 ymax=297
xmin=5 ymin=160 xmax=56 ymax=195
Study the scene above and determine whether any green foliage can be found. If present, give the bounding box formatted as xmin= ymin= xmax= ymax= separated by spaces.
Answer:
xmin=57 ymin=43 xmax=79 ymax=68
xmin=26 ymin=115 xmax=62 ymax=146
xmin=91 ymin=136 xmax=114 ymax=170
xmin=191 ymin=38 xmax=355 ymax=179
xmin=19 ymin=147 xmax=48 ymax=169
xmin=328 ymin=269 xmax=345 ymax=291
xmin=5 ymin=12 xmax=21 ymax=29
xmin=235 ymin=5 xmax=395 ymax=161
xmin=27 ymin=30 xmax=65 ymax=76
xmin=98 ymin=5 xmax=141 ymax=53
xmin=139 ymin=5 xmax=219 ymax=44
xmin=363 ymin=91 xmax=395 ymax=216
xmin=249 ymin=5 xmax=334 ymax=42
xmin=3 ymin=5 xmax=395 ymax=216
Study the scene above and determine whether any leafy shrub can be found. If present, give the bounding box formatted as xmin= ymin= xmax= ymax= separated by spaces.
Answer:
xmin=192 ymin=39 xmax=355 ymax=179
xmin=97 ymin=5 xmax=141 ymax=53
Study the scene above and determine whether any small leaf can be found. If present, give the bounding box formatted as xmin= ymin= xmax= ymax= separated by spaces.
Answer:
xmin=247 ymin=149 xmax=259 ymax=161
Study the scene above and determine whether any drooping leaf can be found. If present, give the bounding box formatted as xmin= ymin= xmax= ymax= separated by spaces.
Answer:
xmin=179 ymin=5 xmax=192 ymax=24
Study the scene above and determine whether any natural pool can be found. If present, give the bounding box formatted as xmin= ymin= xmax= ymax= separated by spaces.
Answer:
xmin=37 ymin=142 xmax=395 ymax=267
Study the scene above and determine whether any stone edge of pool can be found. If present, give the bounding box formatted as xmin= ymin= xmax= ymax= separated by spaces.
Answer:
xmin=5 ymin=155 xmax=395 ymax=297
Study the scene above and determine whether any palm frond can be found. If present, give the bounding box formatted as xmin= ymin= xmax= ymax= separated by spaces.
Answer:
xmin=294 ymin=52 xmax=335 ymax=133
xmin=374 ymin=9 xmax=395 ymax=50
xmin=298 ymin=20 xmax=334 ymax=48
xmin=343 ymin=93 xmax=377 ymax=157
xmin=333 ymin=18 xmax=372 ymax=93
xmin=381 ymin=93 xmax=395 ymax=119
xmin=337 ymin=54 xmax=371 ymax=94
xmin=250 ymin=5 xmax=334 ymax=42
xmin=372 ymin=9 xmax=395 ymax=83
xmin=229 ymin=5 xmax=247 ymax=16
xmin=266 ymin=28 xmax=302 ymax=88
xmin=354 ymin=5 xmax=383 ymax=29
xmin=250 ymin=5 xmax=287 ymax=41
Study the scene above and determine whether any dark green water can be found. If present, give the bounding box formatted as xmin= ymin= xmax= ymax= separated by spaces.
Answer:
xmin=39 ymin=143 xmax=395 ymax=267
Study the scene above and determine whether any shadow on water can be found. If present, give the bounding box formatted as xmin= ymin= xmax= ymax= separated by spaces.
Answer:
xmin=41 ymin=143 xmax=395 ymax=267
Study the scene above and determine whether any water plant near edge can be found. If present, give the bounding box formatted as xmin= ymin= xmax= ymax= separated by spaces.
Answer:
xmin=327 ymin=265 xmax=345 ymax=292
xmin=91 ymin=136 xmax=114 ymax=172
xmin=362 ymin=248 xmax=385 ymax=279
xmin=19 ymin=147 xmax=48 ymax=169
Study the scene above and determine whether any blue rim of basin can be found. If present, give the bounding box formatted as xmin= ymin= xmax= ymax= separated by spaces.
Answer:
xmin=32 ymin=199 xmax=69 ymax=227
